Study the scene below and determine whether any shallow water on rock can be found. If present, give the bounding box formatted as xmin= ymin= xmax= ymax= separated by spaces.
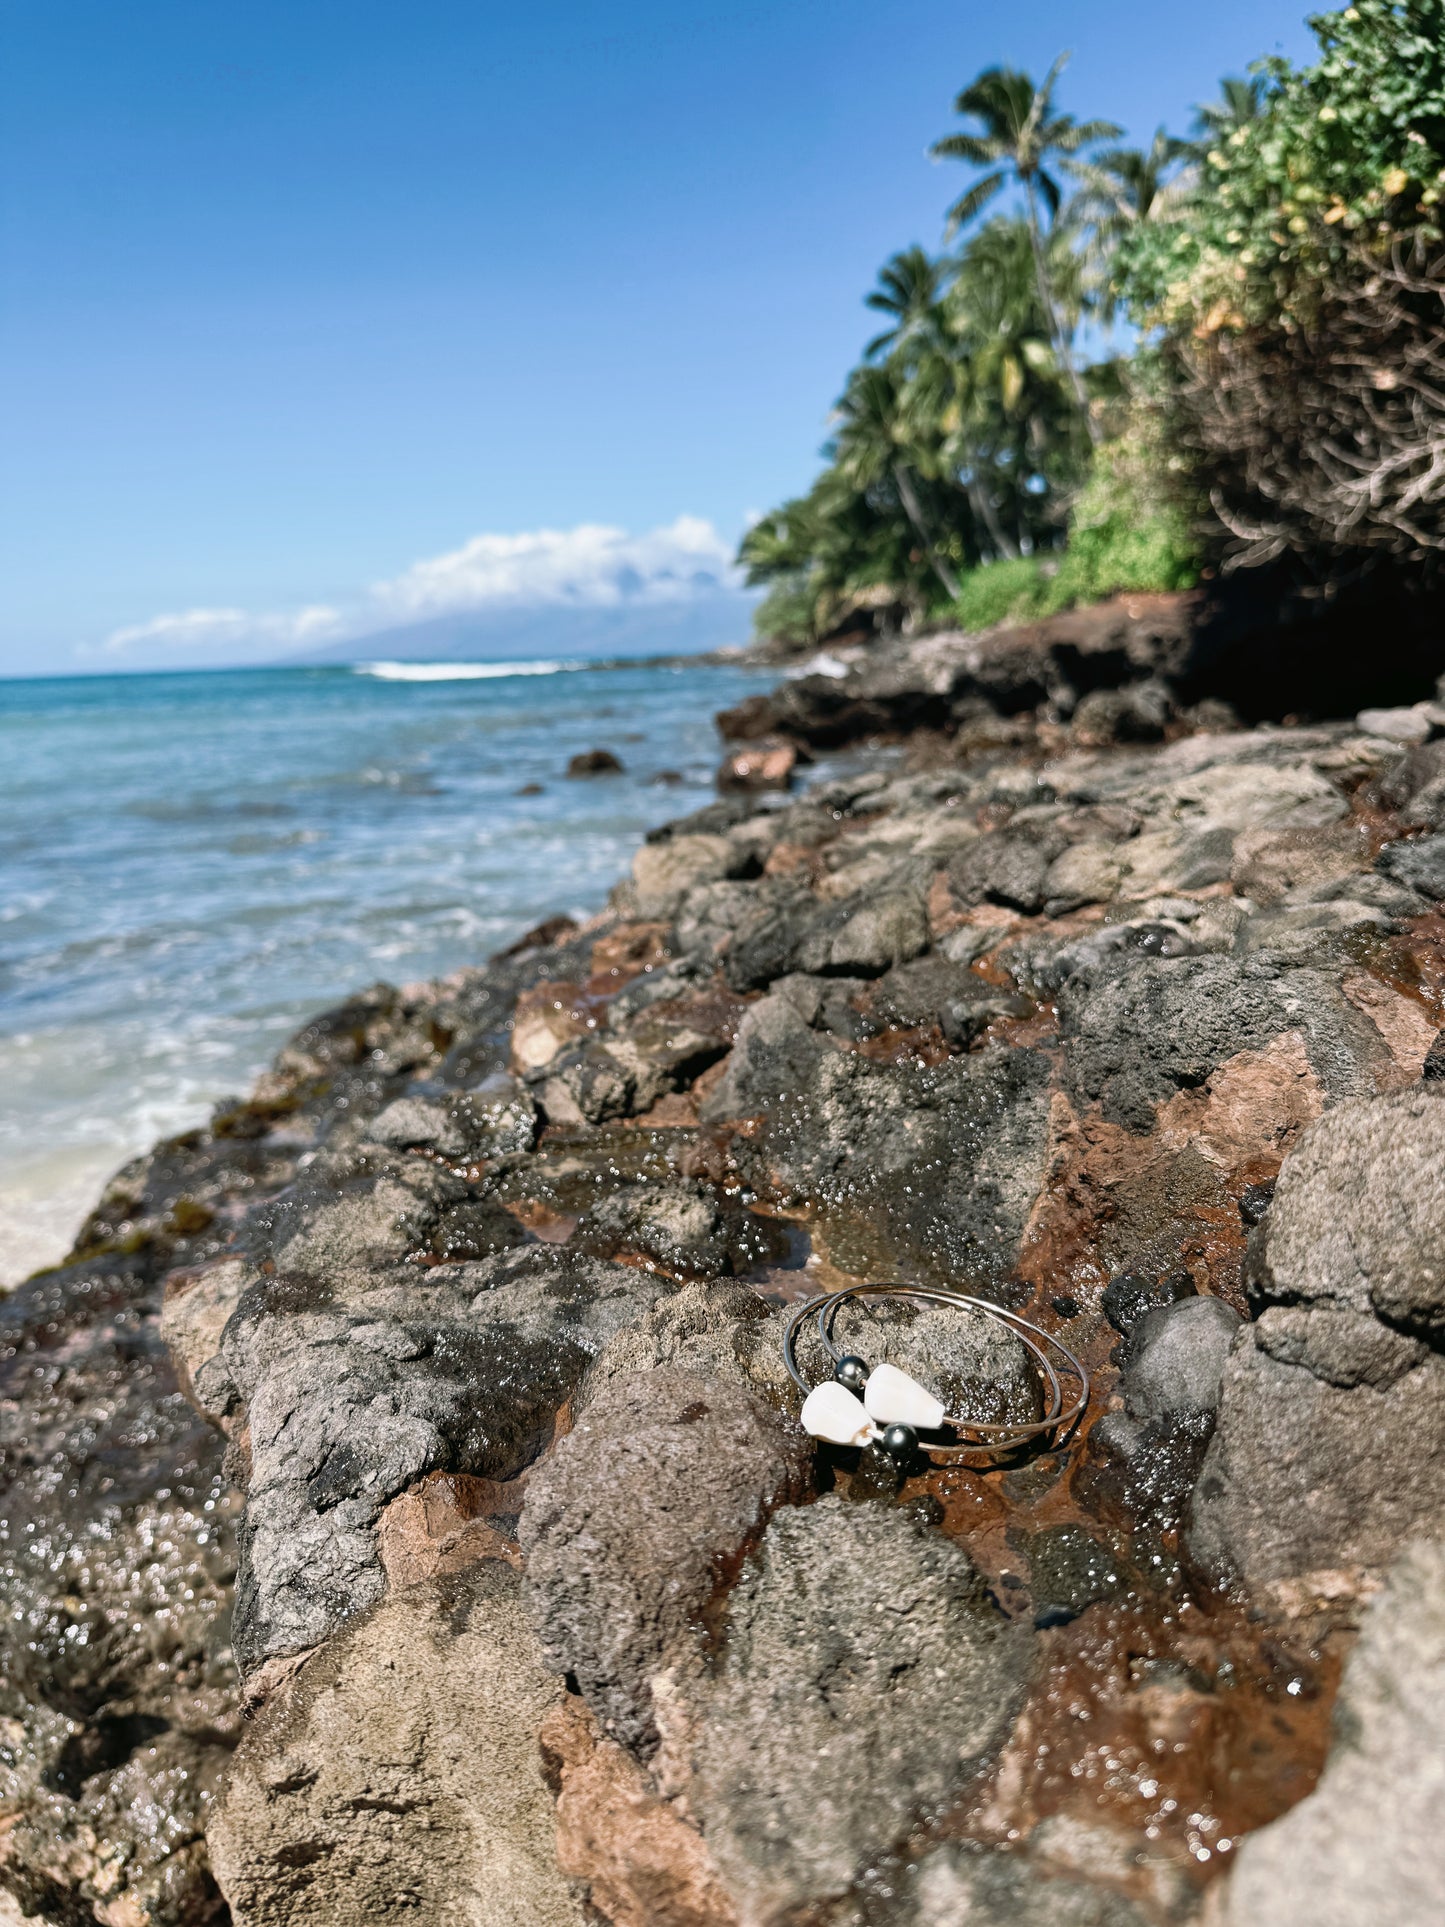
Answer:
xmin=0 ymin=658 xmax=771 ymax=1281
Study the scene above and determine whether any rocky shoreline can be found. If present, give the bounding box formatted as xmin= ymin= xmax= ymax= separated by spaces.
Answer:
xmin=5 ymin=604 xmax=1445 ymax=1925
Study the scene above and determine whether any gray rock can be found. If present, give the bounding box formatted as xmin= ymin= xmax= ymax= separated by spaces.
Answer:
xmin=580 ymin=1278 xmax=795 ymax=1409
xmin=520 ymin=1365 xmax=811 ymax=1754
xmin=209 ymin=1565 xmax=586 ymax=1927
xmin=220 ymin=1247 xmax=667 ymax=1675
xmin=701 ymin=990 xmax=1053 ymax=1292
xmin=1378 ymin=830 xmax=1445 ymax=901
xmin=1222 ymin=1539 xmax=1445 ymax=1927
xmin=1120 ymin=1296 xmax=1242 ymax=1422
xmin=1248 ymin=1088 xmax=1445 ymax=1336
xmin=574 ymin=1180 xmax=732 ymax=1276
xmin=1189 ymin=1331 xmax=1445 ymax=1587
xmin=631 ymin=832 xmax=739 ymax=918
xmin=365 ymin=1094 xmax=473 ymax=1158
xmin=726 ymin=885 xmax=930 ymax=991
xmin=1236 ymin=897 xmax=1394 ymax=962
xmin=690 ymin=1495 xmax=1028 ymax=1922
xmin=1370 ymin=737 xmax=1445 ymax=823
xmin=1059 ymin=954 xmax=1385 ymax=1133
xmin=948 ymin=829 xmax=1059 ymax=913
xmin=1189 ymin=1093 xmax=1445 ymax=1587
xmin=884 ymin=1842 xmax=1153 ymax=1926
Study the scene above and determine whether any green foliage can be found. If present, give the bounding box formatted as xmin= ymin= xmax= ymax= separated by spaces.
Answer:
xmin=946 ymin=432 xmax=1202 ymax=632
xmin=1119 ymin=2 xmax=1445 ymax=327
xmin=951 ymin=557 xmax=1048 ymax=631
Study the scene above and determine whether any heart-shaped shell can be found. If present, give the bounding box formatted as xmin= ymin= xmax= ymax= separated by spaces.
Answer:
xmin=863 ymin=1361 xmax=945 ymax=1432
xmin=800 ymin=1380 xmax=875 ymax=1446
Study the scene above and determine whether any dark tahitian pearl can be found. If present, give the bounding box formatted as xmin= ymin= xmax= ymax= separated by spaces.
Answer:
xmin=834 ymin=1355 xmax=870 ymax=1394
xmin=880 ymin=1423 xmax=918 ymax=1461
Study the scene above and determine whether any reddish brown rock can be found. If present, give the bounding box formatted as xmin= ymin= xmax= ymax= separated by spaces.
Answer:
xmin=716 ymin=740 xmax=798 ymax=793
xmin=542 ymin=1696 xmax=738 ymax=1927
xmin=377 ymin=1471 xmax=524 ymax=1590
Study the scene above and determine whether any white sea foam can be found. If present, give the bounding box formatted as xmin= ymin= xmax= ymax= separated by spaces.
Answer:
xmin=352 ymin=659 xmax=582 ymax=682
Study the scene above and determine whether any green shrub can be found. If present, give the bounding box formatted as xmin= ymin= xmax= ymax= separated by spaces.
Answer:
xmin=1120 ymin=1 xmax=1445 ymax=330
xmin=948 ymin=430 xmax=1200 ymax=630
xmin=951 ymin=556 xmax=1047 ymax=630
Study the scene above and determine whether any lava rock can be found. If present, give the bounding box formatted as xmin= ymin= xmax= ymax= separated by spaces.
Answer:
xmin=717 ymin=740 xmax=798 ymax=793
xmin=1059 ymin=954 xmax=1384 ymax=1134
xmin=1222 ymin=1539 xmax=1445 ymax=1927
xmin=1120 ymin=1296 xmax=1242 ymax=1423
xmin=573 ymin=1180 xmax=732 ymax=1277
xmin=567 ymin=748 xmax=624 ymax=777
xmin=1189 ymin=1093 xmax=1445 ymax=1587
xmin=209 ymin=1565 xmax=585 ymax=1926
xmin=219 ymin=1247 xmax=668 ymax=1676
xmin=520 ymin=1365 xmax=812 ymax=1754
xmin=700 ymin=989 xmax=1054 ymax=1292
xmin=1378 ymin=831 xmax=1445 ymax=900
xmin=1027 ymin=1524 xmax=1130 ymax=1626
xmin=689 ymin=1495 xmax=1028 ymax=1921
xmin=1101 ymin=1267 xmax=1197 ymax=1335
xmin=631 ymin=832 xmax=739 ymax=919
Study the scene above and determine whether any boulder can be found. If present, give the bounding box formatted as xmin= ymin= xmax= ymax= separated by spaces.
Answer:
xmin=633 ymin=834 xmax=739 ymax=919
xmin=688 ymin=1495 xmax=1028 ymax=1923
xmin=568 ymin=748 xmax=624 ymax=776
xmin=520 ymin=1366 xmax=812 ymax=1754
xmin=216 ymin=1247 xmax=667 ymax=1675
xmin=1189 ymin=1092 xmax=1445 ymax=1589
xmin=1222 ymin=1539 xmax=1445 ymax=1927
xmin=209 ymin=1565 xmax=585 ymax=1927
xmin=1119 ymin=1296 xmax=1242 ymax=1423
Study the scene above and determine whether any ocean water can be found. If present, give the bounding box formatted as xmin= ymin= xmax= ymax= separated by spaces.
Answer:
xmin=0 ymin=656 xmax=773 ymax=1285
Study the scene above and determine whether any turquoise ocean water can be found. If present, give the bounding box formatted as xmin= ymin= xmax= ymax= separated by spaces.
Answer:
xmin=0 ymin=656 xmax=771 ymax=1283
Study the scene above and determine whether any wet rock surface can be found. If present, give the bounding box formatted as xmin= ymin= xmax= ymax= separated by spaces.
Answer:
xmin=7 ymin=670 xmax=1445 ymax=1922
xmin=1222 ymin=1538 xmax=1445 ymax=1927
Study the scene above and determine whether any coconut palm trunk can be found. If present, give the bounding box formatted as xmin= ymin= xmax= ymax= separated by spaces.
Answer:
xmin=893 ymin=463 xmax=962 ymax=599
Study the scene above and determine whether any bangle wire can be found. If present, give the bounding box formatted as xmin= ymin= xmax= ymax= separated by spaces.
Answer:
xmin=782 ymin=1280 xmax=1089 ymax=1458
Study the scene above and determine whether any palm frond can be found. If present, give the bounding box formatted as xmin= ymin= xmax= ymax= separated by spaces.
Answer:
xmin=943 ymin=171 xmax=1005 ymax=235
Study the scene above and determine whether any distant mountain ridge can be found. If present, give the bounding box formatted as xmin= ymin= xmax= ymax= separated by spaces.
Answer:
xmin=295 ymin=591 xmax=758 ymax=666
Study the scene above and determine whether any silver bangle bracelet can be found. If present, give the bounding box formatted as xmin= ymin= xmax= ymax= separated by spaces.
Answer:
xmin=782 ymin=1280 xmax=1089 ymax=1463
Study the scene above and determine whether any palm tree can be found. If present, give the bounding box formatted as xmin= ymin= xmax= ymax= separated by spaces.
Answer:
xmin=1066 ymin=127 xmax=1190 ymax=317
xmin=830 ymin=363 xmax=963 ymax=599
xmin=930 ymin=57 xmax=1119 ymax=433
xmin=1068 ymin=127 xmax=1189 ymax=228
xmin=863 ymin=247 xmax=948 ymax=360
xmin=940 ymin=218 xmax=1088 ymax=558
xmin=1190 ymin=74 xmax=1267 ymax=154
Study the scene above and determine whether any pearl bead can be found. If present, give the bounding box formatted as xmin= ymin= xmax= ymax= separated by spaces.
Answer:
xmin=833 ymin=1354 xmax=869 ymax=1394
xmin=880 ymin=1422 xmax=918 ymax=1461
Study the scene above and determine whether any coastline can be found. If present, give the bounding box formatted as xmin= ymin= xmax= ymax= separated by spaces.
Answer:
xmin=0 ymin=654 xmax=774 ymax=1288
xmin=5 ymin=615 xmax=1445 ymax=1923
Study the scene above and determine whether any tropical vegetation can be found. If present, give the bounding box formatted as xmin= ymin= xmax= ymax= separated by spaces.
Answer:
xmin=744 ymin=2 xmax=1445 ymax=648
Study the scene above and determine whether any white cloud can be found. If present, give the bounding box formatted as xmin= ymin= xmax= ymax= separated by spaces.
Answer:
xmin=100 ymin=603 xmax=343 ymax=658
xmin=99 ymin=516 xmax=741 ymax=662
xmin=370 ymin=516 xmax=737 ymax=620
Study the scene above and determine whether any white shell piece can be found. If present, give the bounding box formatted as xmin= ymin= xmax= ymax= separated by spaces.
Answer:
xmin=863 ymin=1362 xmax=946 ymax=1431
xmin=801 ymin=1380 xmax=875 ymax=1446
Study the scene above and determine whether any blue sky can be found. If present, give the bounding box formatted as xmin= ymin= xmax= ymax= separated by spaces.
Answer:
xmin=0 ymin=1 xmax=1318 ymax=675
